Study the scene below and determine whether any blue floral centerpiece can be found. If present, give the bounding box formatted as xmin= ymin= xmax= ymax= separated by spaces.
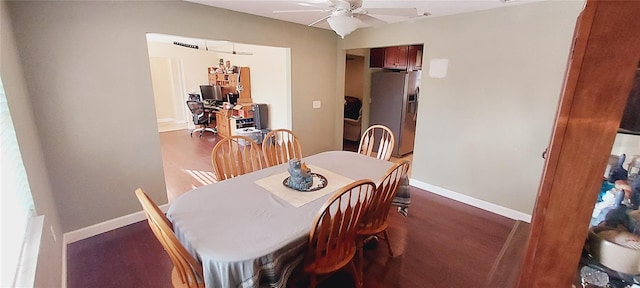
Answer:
xmin=286 ymin=158 xmax=313 ymax=191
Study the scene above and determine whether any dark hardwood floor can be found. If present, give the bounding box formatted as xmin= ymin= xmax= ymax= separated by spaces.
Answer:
xmin=66 ymin=129 xmax=515 ymax=288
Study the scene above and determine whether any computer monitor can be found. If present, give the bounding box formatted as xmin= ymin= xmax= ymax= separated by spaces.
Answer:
xmin=226 ymin=93 xmax=239 ymax=105
xmin=200 ymin=85 xmax=222 ymax=101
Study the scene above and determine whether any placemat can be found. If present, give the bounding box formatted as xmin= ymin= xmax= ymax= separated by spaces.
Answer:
xmin=255 ymin=164 xmax=354 ymax=207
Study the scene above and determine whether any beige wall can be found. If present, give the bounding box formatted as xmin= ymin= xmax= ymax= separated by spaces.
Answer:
xmin=6 ymin=1 xmax=337 ymax=232
xmin=343 ymin=1 xmax=585 ymax=214
xmin=1 ymin=0 xmax=63 ymax=286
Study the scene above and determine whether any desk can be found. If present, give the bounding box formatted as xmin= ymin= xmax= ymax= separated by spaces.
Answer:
xmin=167 ymin=151 xmax=394 ymax=288
xmin=203 ymin=103 xmax=221 ymax=112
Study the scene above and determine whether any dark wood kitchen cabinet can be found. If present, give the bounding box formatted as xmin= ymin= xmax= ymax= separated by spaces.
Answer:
xmin=384 ymin=46 xmax=408 ymax=69
xmin=370 ymin=46 xmax=407 ymax=70
xmin=370 ymin=45 xmax=423 ymax=71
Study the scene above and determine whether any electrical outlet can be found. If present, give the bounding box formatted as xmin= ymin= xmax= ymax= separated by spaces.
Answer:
xmin=313 ymin=101 xmax=321 ymax=109
xmin=50 ymin=226 xmax=57 ymax=243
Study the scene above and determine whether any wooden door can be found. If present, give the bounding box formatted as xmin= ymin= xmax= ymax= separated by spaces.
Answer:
xmin=517 ymin=1 xmax=640 ymax=287
xmin=383 ymin=46 xmax=399 ymax=68
xmin=395 ymin=46 xmax=408 ymax=70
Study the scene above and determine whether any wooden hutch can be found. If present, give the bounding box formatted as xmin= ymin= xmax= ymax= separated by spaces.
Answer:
xmin=208 ymin=66 xmax=254 ymax=137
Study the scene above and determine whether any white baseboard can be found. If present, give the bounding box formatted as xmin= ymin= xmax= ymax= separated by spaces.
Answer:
xmin=156 ymin=118 xmax=174 ymax=123
xmin=157 ymin=119 xmax=187 ymax=132
xmin=409 ymin=179 xmax=532 ymax=223
xmin=63 ymin=204 xmax=170 ymax=244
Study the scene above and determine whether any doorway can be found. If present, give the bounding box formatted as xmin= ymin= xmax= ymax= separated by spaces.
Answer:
xmin=343 ymin=53 xmax=365 ymax=152
xmin=342 ymin=46 xmax=423 ymax=163
xmin=145 ymin=33 xmax=292 ymax=200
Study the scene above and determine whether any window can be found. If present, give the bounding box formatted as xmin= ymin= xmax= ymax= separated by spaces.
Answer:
xmin=0 ymin=78 xmax=37 ymax=287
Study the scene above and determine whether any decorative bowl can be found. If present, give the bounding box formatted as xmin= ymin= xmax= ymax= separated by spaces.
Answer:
xmin=283 ymin=173 xmax=327 ymax=192
xmin=587 ymin=226 xmax=640 ymax=275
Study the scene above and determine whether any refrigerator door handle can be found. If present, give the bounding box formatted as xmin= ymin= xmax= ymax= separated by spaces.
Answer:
xmin=411 ymin=87 xmax=419 ymax=121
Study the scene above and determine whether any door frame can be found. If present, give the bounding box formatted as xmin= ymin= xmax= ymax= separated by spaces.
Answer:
xmin=518 ymin=1 xmax=640 ymax=286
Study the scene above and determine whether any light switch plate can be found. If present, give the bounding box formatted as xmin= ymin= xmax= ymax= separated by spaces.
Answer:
xmin=313 ymin=101 xmax=321 ymax=109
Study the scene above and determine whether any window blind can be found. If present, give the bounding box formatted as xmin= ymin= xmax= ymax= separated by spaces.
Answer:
xmin=0 ymin=78 xmax=36 ymax=286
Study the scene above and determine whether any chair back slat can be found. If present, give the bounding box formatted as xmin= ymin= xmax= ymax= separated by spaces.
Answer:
xmin=358 ymin=125 xmax=395 ymax=161
xmin=211 ymin=135 xmax=266 ymax=181
xmin=360 ymin=160 xmax=411 ymax=233
xmin=305 ymin=180 xmax=375 ymax=275
xmin=262 ymin=129 xmax=303 ymax=167
xmin=134 ymin=189 xmax=204 ymax=288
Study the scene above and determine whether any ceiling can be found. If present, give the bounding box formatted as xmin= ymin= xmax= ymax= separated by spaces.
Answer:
xmin=185 ymin=0 xmax=542 ymax=31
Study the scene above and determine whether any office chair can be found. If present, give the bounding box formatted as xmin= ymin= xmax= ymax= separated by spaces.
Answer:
xmin=186 ymin=100 xmax=216 ymax=137
xmin=188 ymin=93 xmax=201 ymax=102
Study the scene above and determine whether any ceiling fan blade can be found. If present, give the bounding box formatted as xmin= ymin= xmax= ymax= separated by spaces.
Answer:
xmin=273 ymin=9 xmax=330 ymax=13
xmin=308 ymin=15 xmax=331 ymax=27
xmin=356 ymin=14 xmax=387 ymax=27
xmin=359 ymin=7 xmax=418 ymax=17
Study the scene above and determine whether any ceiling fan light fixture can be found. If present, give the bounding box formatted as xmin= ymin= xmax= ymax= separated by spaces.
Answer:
xmin=327 ymin=14 xmax=361 ymax=38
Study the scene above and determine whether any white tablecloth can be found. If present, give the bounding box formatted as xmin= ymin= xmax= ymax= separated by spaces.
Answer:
xmin=167 ymin=151 xmax=394 ymax=288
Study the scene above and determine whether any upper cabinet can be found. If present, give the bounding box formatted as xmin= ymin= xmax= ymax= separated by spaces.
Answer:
xmin=384 ymin=46 xmax=408 ymax=70
xmin=408 ymin=45 xmax=423 ymax=71
xmin=370 ymin=45 xmax=423 ymax=71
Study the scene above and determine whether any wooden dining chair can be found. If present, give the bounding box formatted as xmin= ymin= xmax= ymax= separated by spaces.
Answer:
xmin=358 ymin=125 xmax=395 ymax=161
xmin=262 ymin=128 xmax=303 ymax=167
xmin=302 ymin=179 xmax=375 ymax=288
xmin=134 ymin=188 xmax=204 ymax=288
xmin=357 ymin=160 xmax=411 ymax=267
xmin=211 ymin=135 xmax=267 ymax=181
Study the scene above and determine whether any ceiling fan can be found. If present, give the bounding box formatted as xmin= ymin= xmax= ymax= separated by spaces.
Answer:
xmin=273 ymin=0 xmax=418 ymax=38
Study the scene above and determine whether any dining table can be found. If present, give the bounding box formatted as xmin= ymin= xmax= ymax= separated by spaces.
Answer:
xmin=167 ymin=150 xmax=396 ymax=288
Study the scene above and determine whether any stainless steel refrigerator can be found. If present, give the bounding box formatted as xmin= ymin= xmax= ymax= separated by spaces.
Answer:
xmin=370 ymin=70 xmax=421 ymax=157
